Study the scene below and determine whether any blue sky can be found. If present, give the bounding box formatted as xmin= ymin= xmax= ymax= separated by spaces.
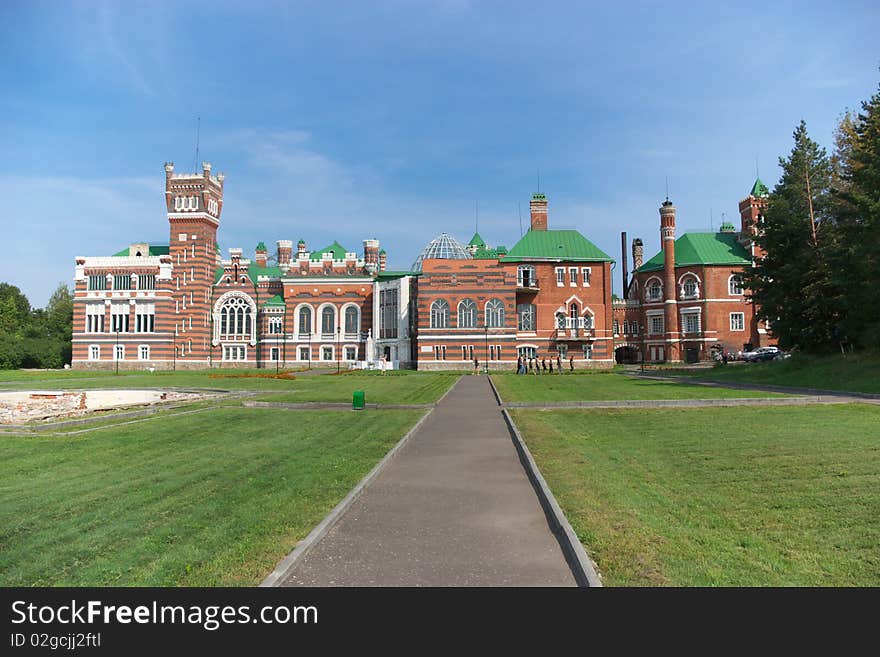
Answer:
xmin=1 ymin=0 xmax=878 ymax=306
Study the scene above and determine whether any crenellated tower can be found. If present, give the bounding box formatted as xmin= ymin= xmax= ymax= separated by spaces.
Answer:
xmin=739 ymin=178 xmax=769 ymax=260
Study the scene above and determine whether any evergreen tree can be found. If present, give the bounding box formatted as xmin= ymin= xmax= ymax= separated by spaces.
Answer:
xmin=831 ymin=81 xmax=880 ymax=348
xmin=745 ymin=121 xmax=841 ymax=351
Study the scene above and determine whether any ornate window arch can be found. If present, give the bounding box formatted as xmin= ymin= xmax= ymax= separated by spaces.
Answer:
xmin=343 ymin=304 xmax=360 ymax=336
xmin=646 ymin=276 xmax=663 ymax=301
xmin=678 ymin=272 xmax=701 ymax=299
xmin=320 ymin=305 xmax=337 ymax=337
xmin=430 ymin=299 xmax=449 ymax=329
xmin=457 ymin=298 xmax=476 ymax=328
xmin=485 ymin=298 xmax=505 ymax=328
xmin=728 ymin=274 xmax=744 ymax=295
xmin=296 ymin=304 xmax=313 ymax=336
xmin=212 ymin=291 xmax=257 ymax=346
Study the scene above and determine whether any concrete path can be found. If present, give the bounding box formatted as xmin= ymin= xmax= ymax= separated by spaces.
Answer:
xmin=281 ymin=375 xmax=576 ymax=587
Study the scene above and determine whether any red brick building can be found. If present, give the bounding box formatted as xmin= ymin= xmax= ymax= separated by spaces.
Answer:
xmin=615 ymin=179 xmax=774 ymax=363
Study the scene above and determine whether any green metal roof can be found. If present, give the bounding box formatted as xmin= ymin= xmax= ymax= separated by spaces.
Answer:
xmin=637 ymin=232 xmax=752 ymax=273
xmin=255 ymin=241 xmax=267 ymax=252
xmin=750 ymin=177 xmax=769 ymax=197
xmin=113 ymin=245 xmax=170 ymax=257
xmin=719 ymin=221 xmax=736 ymax=233
xmin=468 ymin=232 xmax=486 ymax=247
xmin=310 ymin=241 xmax=348 ymax=261
xmin=214 ymin=264 xmax=284 ymax=284
xmin=379 ymin=248 xmax=387 ymax=255
xmin=531 ymin=192 xmax=547 ymax=202
xmin=263 ymin=294 xmax=285 ymax=307
xmin=501 ymin=230 xmax=612 ymax=262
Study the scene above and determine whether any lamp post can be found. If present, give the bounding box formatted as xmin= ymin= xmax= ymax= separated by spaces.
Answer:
xmin=281 ymin=310 xmax=286 ymax=372
xmin=484 ymin=324 xmax=489 ymax=375
xmin=336 ymin=325 xmax=341 ymax=374
xmin=115 ymin=329 xmax=120 ymax=375
xmin=640 ymin=324 xmax=645 ymax=374
xmin=307 ymin=331 xmax=311 ymax=370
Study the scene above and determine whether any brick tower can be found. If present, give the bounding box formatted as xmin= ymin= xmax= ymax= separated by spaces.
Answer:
xmin=739 ymin=178 xmax=769 ymax=260
xmin=529 ymin=193 xmax=548 ymax=231
xmin=165 ymin=161 xmax=224 ymax=365
xmin=660 ymin=198 xmax=680 ymax=362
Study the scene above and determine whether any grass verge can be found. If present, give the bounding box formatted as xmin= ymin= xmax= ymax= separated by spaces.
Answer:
xmin=511 ymin=404 xmax=880 ymax=586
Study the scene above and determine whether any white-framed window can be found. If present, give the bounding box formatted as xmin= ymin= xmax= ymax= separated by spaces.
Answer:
xmin=344 ymin=306 xmax=359 ymax=336
xmin=649 ymin=316 xmax=664 ymax=335
xmin=223 ymin=345 xmax=246 ymax=361
xmin=681 ymin=277 xmax=699 ymax=299
xmin=89 ymin=344 xmax=100 ymax=361
xmin=86 ymin=304 xmax=104 ymax=332
xmin=321 ymin=345 xmax=334 ymax=361
xmin=613 ymin=319 xmax=620 ymax=335
xmin=583 ymin=314 xmax=594 ymax=329
xmin=321 ymin=307 xmax=336 ymax=337
xmin=138 ymin=274 xmax=156 ymax=290
xmin=555 ymin=267 xmax=565 ymax=286
xmin=344 ymin=346 xmax=357 ymax=361
xmin=729 ymin=275 xmax=744 ymax=295
xmin=219 ymin=296 xmax=253 ymax=339
xmin=111 ymin=303 xmax=129 ymax=332
xmin=581 ymin=268 xmax=591 ymax=286
xmin=457 ymin=298 xmax=477 ymax=328
xmin=682 ymin=311 xmax=701 ymax=334
xmin=270 ymin=347 xmax=280 ymax=362
xmin=583 ymin=344 xmax=593 ymax=359
xmin=569 ymin=267 xmax=578 ymax=286
xmin=299 ymin=346 xmax=310 ymax=361
xmin=430 ymin=299 xmax=450 ymax=329
xmin=517 ymin=265 xmax=537 ymax=288
xmin=113 ymin=274 xmax=131 ymax=290
xmin=267 ymin=316 xmax=283 ymax=334
xmin=517 ymin=303 xmax=536 ymax=331
xmin=298 ymin=305 xmax=313 ymax=336
xmin=114 ymin=344 xmax=125 ymax=361
xmin=485 ymin=298 xmax=505 ymax=328
xmin=489 ymin=345 xmax=496 ymax=361
xmin=138 ymin=345 xmax=150 ymax=361
xmin=88 ymin=275 xmax=108 ymax=291
xmin=518 ymin=346 xmax=536 ymax=360
xmin=557 ymin=344 xmax=568 ymax=358
xmin=730 ymin=312 xmax=745 ymax=331
xmin=135 ymin=303 xmax=155 ymax=333
xmin=647 ymin=279 xmax=662 ymax=301
xmin=379 ymin=289 xmax=398 ymax=339
xmin=631 ymin=322 xmax=639 ymax=336
xmin=441 ymin=345 xmax=447 ymax=360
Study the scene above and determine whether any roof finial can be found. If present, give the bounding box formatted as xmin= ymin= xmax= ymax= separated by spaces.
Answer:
xmin=665 ymin=176 xmax=669 ymax=202
xmin=475 ymin=200 xmax=479 ymax=234
xmin=537 ymin=168 xmax=541 ymax=194
xmin=193 ymin=116 xmax=201 ymax=172
xmin=756 ymin=155 xmax=760 ymax=179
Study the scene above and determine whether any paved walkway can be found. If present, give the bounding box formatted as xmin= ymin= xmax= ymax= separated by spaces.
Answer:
xmin=281 ymin=375 xmax=576 ymax=586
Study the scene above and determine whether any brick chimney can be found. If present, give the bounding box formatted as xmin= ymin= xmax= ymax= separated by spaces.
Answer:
xmin=378 ymin=249 xmax=387 ymax=272
xmin=660 ymin=199 xmax=680 ymax=361
xmin=632 ymin=238 xmax=643 ymax=271
xmin=529 ymin=193 xmax=548 ymax=231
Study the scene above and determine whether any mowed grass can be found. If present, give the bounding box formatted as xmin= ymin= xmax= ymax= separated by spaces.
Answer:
xmin=0 ymin=407 xmax=423 ymax=586
xmin=492 ymin=371 xmax=787 ymax=402
xmin=672 ymin=353 xmax=880 ymax=395
xmin=512 ymin=404 xmax=880 ymax=586
xmin=0 ymin=369 xmax=459 ymax=405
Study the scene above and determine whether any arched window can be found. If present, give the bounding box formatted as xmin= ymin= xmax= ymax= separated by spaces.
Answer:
xmin=457 ymin=298 xmax=476 ymax=328
xmin=729 ymin=275 xmax=744 ymax=295
xmin=321 ymin=307 xmax=336 ymax=336
xmin=517 ymin=304 xmax=536 ymax=331
xmin=344 ymin=306 xmax=359 ymax=335
xmin=647 ymin=280 xmax=662 ymax=301
xmin=298 ymin=306 xmax=312 ymax=335
xmin=430 ymin=299 xmax=449 ymax=329
xmin=569 ymin=303 xmax=579 ymax=319
xmin=681 ymin=276 xmax=699 ymax=299
xmin=485 ymin=298 xmax=505 ymax=328
xmin=583 ymin=313 xmax=594 ymax=329
xmin=218 ymin=295 xmax=253 ymax=339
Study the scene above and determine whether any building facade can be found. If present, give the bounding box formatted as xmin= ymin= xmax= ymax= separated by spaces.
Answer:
xmin=72 ymin=162 xmax=770 ymax=370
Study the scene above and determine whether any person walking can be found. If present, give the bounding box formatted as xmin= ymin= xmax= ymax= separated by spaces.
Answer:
xmin=569 ymin=355 xmax=574 ymax=372
xmin=516 ymin=355 xmax=523 ymax=375
xmin=542 ymin=358 xmax=548 ymax=374
xmin=473 ymin=357 xmax=479 ymax=374
xmin=380 ymin=355 xmax=387 ymax=376
xmin=556 ymin=354 xmax=562 ymax=373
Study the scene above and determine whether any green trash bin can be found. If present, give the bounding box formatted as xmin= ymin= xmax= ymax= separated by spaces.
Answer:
xmin=352 ymin=390 xmax=365 ymax=410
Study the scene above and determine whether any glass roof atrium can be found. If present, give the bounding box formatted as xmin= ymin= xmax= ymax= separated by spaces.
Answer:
xmin=411 ymin=233 xmax=472 ymax=272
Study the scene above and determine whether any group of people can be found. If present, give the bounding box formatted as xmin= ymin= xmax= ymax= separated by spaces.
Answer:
xmin=516 ymin=354 xmax=574 ymax=375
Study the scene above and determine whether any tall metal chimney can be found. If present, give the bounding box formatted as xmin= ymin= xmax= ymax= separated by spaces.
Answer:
xmin=621 ymin=231 xmax=629 ymax=299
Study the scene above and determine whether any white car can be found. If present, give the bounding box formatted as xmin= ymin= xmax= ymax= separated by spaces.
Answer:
xmin=742 ymin=346 xmax=779 ymax=362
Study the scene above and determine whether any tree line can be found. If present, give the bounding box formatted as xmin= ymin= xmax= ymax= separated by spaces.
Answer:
xmin=745 ymin=79 xmax=880 ymax=353
xmin=0 ymin=283 xmax=73 ymax=369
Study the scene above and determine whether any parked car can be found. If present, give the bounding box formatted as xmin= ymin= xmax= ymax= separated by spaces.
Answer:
xmin=742 ymin=346 xmax=779 ymax=362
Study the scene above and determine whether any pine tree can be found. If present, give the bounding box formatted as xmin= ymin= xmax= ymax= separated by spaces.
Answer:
xmin=831 ymin=81 xmax=880 ymax=348
xmin=745 ymin=121 xmax=841 ymax=351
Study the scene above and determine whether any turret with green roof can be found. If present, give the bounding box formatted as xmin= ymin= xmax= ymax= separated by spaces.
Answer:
xmin=750 ymin=177 xmax=769 ymax=197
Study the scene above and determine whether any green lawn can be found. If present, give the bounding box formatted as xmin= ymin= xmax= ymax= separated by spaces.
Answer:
xmin=0 ymin=369 xmax=459 ymax=404
xmin=0 ymin=407 xmax=423 ymax=586
xmin=492 ymin=371 xmax=787 ymax=402
xmin=512 ymin=404 xmax=880 ymax=586
xmin=671 ymin=353 xmax=880 ymax=395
